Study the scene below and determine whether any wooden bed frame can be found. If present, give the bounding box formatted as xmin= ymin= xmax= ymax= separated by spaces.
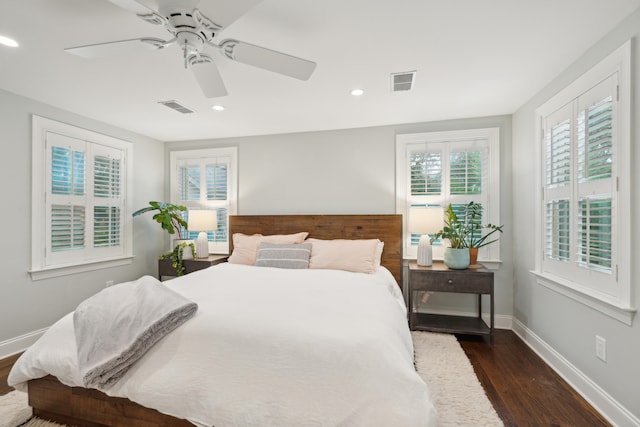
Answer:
xmin=27 ymin=214 xmax=403 ymax=426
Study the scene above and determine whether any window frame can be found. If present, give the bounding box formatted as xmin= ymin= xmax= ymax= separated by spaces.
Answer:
xmin=533 ymin=40 xmax=633 ymax=324
xmin=169 ymin=147 xmax=238 ymax=255
xmin=30 ymin=116 xmax=133 ymax=280
xmin=396 ymin=128 xmax=501 ymax=269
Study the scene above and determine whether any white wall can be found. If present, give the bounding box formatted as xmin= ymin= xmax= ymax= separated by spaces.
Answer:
xmin=512 ymin=10 xmax=640 ymax=425
xmin=0 ymin=89 xmax=165 ymax=355
xmin=166 ymin=115 xmax=514 ymax=324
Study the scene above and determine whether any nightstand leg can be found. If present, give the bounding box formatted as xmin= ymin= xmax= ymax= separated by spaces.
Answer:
xmin=490 ymin=291 xmax=494 ymax=344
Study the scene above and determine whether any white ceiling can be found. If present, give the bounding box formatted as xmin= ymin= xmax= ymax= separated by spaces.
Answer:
xmin=1 ymin=0 xmax=639 ymax=142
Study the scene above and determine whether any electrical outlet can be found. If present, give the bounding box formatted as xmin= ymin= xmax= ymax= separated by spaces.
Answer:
xmin=595 ymin=335 xmax=606 ymax=362
xmin=106 ymin=280 xmax=114 ymax=288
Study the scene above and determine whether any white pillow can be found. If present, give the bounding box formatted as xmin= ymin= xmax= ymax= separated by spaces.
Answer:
xmin=307 ymin=238 xmax=382 ymax=274
xmin=228 ymin=232 xmax=309 ymax=265
xmin=374 ymin=241 xmax=384 ymax=268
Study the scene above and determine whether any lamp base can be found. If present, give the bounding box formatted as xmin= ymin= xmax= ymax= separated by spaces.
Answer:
xmin=416 ymin=234 xmax=433 ymax=266
xmin=195 ymin=232 xmax=209 ymax=258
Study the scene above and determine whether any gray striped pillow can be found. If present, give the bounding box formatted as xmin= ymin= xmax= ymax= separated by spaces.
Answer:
xmin=255 ymin=242 xmax=312 ymax=269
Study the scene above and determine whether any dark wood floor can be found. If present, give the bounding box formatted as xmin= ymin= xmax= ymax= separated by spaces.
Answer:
xmin=0 ymin=352 xmax=21 ymax=396
xmin=458 ymin=330 xmax=611 ymax=426
xmin=1 ymin=330 xmax=611 ymax=426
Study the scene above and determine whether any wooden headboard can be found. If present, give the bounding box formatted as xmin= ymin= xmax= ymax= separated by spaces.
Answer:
xmin=229 ymin=214 xmax=403 ymax=285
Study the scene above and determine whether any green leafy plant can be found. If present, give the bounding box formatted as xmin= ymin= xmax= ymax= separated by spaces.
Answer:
xmin=132 ymin=201 xmax=188 ymax=238
xmin=431 ymin=204 xmax=467 ymax=248
xmin=431 ymin=202 xmax=503 ymax=249
xmin=461 ymin=201 xmax=503 ymax=249
xmin=158 ymin=241 xmax=195 ymax=276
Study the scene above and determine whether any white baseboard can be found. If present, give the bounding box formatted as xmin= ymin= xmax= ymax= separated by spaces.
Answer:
xmin=0 ymin=328 xmax=48 ymax=359
xmin=512 ymin=318 xmax=640 ymax=427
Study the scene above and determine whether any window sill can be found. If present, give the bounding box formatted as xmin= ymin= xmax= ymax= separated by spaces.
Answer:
xmin=30 ymin=256 xmax=134 ymax=281
xmin=532 ymin=270 xmax=636 ymax=325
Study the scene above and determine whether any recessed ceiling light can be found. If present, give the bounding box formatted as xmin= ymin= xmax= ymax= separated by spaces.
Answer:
xmin=351 ymin=89 xmax=364 ymax=96
xmin=211 ymin=105 xmax=225 ymax=111
xmin=0 ymin=35 xmax=19 ymax=48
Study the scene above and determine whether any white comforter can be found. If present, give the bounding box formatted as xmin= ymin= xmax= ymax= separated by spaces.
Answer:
xmin=9 ymin=263 xmax=437 ymax=427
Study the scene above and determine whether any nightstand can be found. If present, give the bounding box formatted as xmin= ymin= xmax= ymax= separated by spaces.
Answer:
xmin=408 ymin=261 xmax=494 ymax=343
xmin=159 ymin=254 xmax=228 ymax=280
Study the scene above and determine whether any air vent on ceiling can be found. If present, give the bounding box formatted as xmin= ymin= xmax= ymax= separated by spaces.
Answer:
xmin=391 ymin=71 xmax=416 ymax=92
xmin=159 ymin=100 xmax=195 ymax=114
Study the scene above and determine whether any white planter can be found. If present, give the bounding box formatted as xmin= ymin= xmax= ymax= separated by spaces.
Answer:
xmin=172 ymin=239 xmax=194 ymax=260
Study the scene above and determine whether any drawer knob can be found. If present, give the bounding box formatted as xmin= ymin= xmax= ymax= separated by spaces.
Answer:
xmin=447 ymin=279 xmax=453 ymax=284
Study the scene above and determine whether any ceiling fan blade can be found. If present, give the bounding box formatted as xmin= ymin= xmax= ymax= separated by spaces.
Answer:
xmin=65 ymin=38 xmax=166 ymax=59
xmin=195 ymin=0 xmax=264 ymax=29
xmin=220 ymin=40 xmax=316 ymax=81
xmin=189 ymin=55 xmax=228 ymax=98
xmin=109 ymin=0 xmax=154 ymax=15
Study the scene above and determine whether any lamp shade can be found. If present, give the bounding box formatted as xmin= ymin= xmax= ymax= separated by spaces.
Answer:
xmin=187 ymin=210 xmax=217 ymax=232
xmin=408 ymin=206 xmax=443 ymax=235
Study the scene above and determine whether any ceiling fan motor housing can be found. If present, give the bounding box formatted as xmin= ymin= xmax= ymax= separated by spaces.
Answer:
xmin=165 ymin=11 xmax=215 ymax=55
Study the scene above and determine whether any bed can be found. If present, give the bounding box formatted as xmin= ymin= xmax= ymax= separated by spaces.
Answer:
xmin=9 ymin=214 xmax=437 ymax=426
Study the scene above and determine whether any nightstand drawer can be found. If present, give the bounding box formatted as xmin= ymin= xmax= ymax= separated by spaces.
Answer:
xmin=409 ymin=269 xmax=493 ymax=293
xmin=409 ymin=270 xmax=493 ymax=294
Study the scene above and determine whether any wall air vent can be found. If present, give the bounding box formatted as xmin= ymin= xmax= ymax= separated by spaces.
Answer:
xmin=159 ymin=100 xmax=195 ymax=114
xmin=391 ymin=71 xmax=416 ymax=92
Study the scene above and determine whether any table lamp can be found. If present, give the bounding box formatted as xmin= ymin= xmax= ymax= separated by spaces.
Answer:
xmin=409 ymin=206 xmax=444 ymax=266
xmin=187 ymin=210 xmax=217 ymax=259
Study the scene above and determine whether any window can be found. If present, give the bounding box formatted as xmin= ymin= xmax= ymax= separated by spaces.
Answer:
xmin=396 ymin=128 xmax=501 ymax=268
xmin=535 ymin=41 xmax=632 ymax=323
xmin=170 ymin=147 xmax=238 ymax=254
xmin=31 ymin=116 xmax=132 ymax=279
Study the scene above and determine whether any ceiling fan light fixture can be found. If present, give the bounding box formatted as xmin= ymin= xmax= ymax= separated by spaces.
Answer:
xmin=0 ymin=35 xmax=19 ymax=47
xmin=211 ymin=105 xmax=225 ymax=111
xmin=351 ymin=89 xmax=364 ymax=96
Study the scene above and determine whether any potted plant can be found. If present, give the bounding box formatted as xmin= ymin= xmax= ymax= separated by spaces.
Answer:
xmin=431 ymin=202 xmax=503 ymax=269
xmin=158 ymin=241 xmax=196 ymax=276
xmin=460 ymin=201 xmax=503 ymax=266
xmin=431 ymin=204 xmax=470 ymax=269
xmin=132 ymin=201 xmax=194 ymax=261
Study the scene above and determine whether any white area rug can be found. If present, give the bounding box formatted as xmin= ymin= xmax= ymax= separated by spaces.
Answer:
xmin=1 ymin=331 xmax=502 ymax=427
xmin=0 ymin=390 xmax=31 ymax=427
xmin=413 ymin=331 xmax=503 ymax=426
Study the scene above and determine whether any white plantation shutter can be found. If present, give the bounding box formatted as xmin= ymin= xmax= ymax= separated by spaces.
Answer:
xmin=535 ymin=41 xmax=631 ymax=319
xmin=180 ymin=165 xmax=200 ymax=201
xmin=397 ymin=129 xmax=500 ymax=264
xmin=91 ymin=144 xmax=123 ymax=252
xmin=410 ymin=151 xmax=442 ymax=196
xmin=545 ymin=200 xmax=571 ymax=261
xmin=575 ymin=79 xmax=615 ymax=276
xmin=51 ymin=204 xmax=85 ymax=252
xmin=543 ymin=103 xmax=573 ymax=266
xmin=43 ymin=131 xmax=127 ymax=266
xmin=206 ymin=163 xmax=228 ymax=200
xmin=540 ymin=74 xmax=618 ymax=292
xmin=171 ymin=148 xmax=238 ymax=254
xmin=32 ymin=116 xmax=132 ymax=279
xmin=449 ymin=150 xmax=483 ymax=196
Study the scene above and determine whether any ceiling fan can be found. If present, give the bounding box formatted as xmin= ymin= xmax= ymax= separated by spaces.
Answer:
xmin=65 ymin=0 xmax=317 ymax=98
